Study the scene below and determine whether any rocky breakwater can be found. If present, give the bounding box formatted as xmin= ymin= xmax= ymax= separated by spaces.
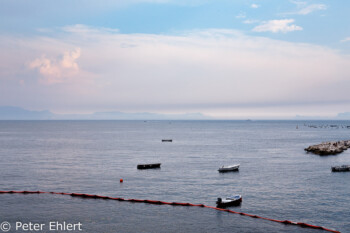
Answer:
xmin=305 ymin=140 xmax=350 ymax=155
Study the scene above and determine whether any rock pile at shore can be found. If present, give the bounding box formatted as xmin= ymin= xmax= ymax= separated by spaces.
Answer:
xmin=305 ymin=140 xmax=350 ymax=155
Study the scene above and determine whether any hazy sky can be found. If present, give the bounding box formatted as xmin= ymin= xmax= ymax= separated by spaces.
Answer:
xmin=1 ymin=0 xmax=350 ymax=118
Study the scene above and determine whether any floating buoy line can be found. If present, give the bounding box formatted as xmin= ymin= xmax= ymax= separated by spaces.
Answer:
xmin=0 ymin=190 xmax=340 ymax=233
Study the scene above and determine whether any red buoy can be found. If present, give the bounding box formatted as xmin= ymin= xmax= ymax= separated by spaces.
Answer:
xmin=120 ymin=179 xmax=123 ymax=183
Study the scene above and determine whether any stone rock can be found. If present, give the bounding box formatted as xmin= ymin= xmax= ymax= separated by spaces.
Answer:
xmin=305 ymin=140 xmax=350 ymax=155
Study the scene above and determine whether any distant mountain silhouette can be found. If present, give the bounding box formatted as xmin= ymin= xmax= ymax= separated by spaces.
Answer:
xmin=337 ymin=112 xmax=350 ymax=119
xmin=294 ymin=113 xmax=350 ymax=120
xmin=0 ymin=106 xmax=54 ymax=120
xmin=0 ymin=106 xmax=211 ymax=120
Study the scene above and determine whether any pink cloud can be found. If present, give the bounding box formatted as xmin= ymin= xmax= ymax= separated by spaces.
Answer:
xmin=29 ymin=48 xmax=81 ymax=84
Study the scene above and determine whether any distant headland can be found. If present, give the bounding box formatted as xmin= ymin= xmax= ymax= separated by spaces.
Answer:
xmin=0 ymin=106 xmax=212 ymax=120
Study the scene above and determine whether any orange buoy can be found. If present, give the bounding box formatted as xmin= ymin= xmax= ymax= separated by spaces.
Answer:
xmin=120 ymin=179 xmax=123 ymax=183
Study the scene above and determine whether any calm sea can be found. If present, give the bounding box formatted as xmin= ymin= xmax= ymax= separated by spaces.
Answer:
xmin=1 ymin=120 xmax=349 ymax=232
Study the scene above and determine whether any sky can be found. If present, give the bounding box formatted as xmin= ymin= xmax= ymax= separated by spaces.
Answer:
xmin=0 ymin=0 xmax=350 ymax=119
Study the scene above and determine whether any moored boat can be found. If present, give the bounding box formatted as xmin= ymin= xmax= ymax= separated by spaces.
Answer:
xmin=137 ymin=163 xmax=161 ymax=169
xmin=162 ymin=139 xmax=172 ymax=142
xmin=218 ymin=164 xmax=240 ymax=172
xmin=331 ymin=165 xmax=350 ymax=172
xmin=216 ymin=195 xmax=242 ymax=208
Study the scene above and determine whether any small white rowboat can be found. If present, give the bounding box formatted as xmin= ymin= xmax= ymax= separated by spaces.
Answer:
xmin=216 ymin=194 xmax=242 ymax=208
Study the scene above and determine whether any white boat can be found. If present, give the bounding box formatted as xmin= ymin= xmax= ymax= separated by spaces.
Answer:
xmin=218 ymin=164 xmax=240 ymax=172
xmin=216 ymin=194 xmax=242 ymax=208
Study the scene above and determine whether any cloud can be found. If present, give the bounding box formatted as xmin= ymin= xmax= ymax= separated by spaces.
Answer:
xmin=285 ymin=3 xmax=327 ymax=15
xmin=340 ymin=37 xmax=350 ymax=43
xmin=235 ymin=12 xmax=246 ymax=19
xmin=251 ymin=4 xmax=259 ymax=9
xmin=289 ymin=0 xmax=307 ymax=7
xmin=29 ymin=48 xmax=81 ymax=84
xmin=243 ymin=19 xmax=260 ymax=24
xmin=1 ymin=25 xmax=350 ymax=116
xmin=296 ymin=4 xmax=327 ymax=15
xmin=253 ymin=19 xmax=302 ymax=33
xmin=62 ymin=24 xmax=119 ymax=34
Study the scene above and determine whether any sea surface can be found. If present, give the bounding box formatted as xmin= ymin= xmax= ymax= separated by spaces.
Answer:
xmin=1 ymin=120 xmax=350 ymax=233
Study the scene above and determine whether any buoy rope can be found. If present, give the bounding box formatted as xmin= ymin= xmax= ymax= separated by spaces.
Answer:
xmin=0 ymin=190 xmax=340 ymax=233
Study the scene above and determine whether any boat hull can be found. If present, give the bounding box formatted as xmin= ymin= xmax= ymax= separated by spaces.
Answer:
xmin=216 ymin=197 xmax=242 ymax=208
xmin=218 ymin=165 xmax=240 ymax=172
xmin=137 ymin=163 xmax=161 ymax=169
xmin=332 ymin=165 xmax=350 ymax=172
xmin=218 ymin=167 xmax=239 ymax=172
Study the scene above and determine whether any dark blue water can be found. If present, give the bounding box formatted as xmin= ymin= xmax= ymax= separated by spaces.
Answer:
xmin=1 ymin=120 xmax=349 ymax=232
